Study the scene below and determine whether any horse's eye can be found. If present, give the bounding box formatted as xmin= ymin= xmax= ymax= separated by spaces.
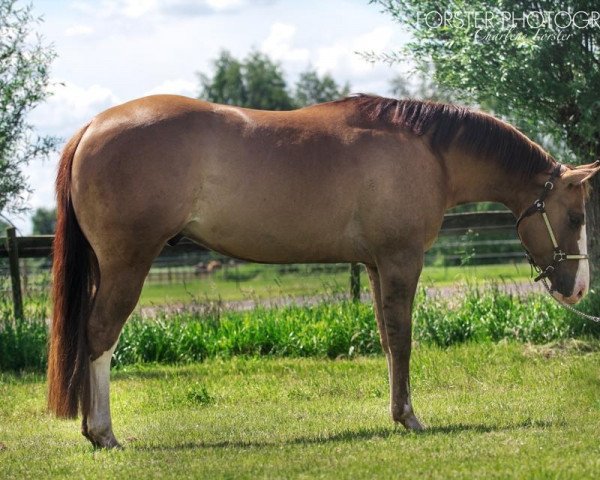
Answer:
xmin=569 ymin=213 xmax=584 ymax=229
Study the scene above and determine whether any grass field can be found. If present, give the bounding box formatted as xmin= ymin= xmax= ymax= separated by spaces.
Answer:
xmin=138 ymin=262 xmax=531 ymax=305
xmin=1 ymin=341 xmax=599 ymax=479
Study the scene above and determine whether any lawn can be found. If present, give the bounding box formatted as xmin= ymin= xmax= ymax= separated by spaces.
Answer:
xmin=138 ymin=262 xmax=531 ymax=305
xmin=1 ymin=341 xmax=599 ymax=479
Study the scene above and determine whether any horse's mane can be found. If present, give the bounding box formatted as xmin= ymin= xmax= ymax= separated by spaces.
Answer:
xmin=341 ymin=94 xmax=555 ymax=179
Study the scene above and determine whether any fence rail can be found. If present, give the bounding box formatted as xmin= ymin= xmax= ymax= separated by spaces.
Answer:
xmin=1 ymin=211 xmax=520 ymax=319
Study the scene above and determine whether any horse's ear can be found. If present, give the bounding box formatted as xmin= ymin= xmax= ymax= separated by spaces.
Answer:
xmin=574 ymin=160 xmax=600 ymax=170
xmin=563 ymin=162 xmax=600 ymax=185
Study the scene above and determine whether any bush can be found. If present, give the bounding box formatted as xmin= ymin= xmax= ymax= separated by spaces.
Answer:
xmin=1 ymin=283 xmax=599 ymax=372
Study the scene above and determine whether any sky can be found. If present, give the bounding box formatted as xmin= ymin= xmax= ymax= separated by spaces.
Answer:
xmin=7 ymin=0 xmax=411 ymax=233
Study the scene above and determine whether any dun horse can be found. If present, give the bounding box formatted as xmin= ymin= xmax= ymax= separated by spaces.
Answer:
xmin=47 ymin=94 xmax=600 ymax=448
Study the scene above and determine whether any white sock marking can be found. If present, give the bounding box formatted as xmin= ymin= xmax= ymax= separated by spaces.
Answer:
xmin=88 ymin=341 xmax=118 ymax=434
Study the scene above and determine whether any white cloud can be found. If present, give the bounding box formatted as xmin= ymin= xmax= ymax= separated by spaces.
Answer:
xmin=206 ymin=0 xmax=245 ymax=11
xmin=72 ymin=0 xmax=158 ymax=19
xmin=316 ymin=25 xmax=395 ymax=77
xmin=10 ymin=81 xmax=123 ymax=232
xmin=64 ymin=24 xmax=94 ymax=37
xmin=144 ymin=79 xmax=197 ymax=97
xmin=29 ymin=81 xmax=121 ymax=138
xmin=261 ymin=22 xmax=310 ymax=64
xmin=72 ymin=0 xmax=272 ymax=20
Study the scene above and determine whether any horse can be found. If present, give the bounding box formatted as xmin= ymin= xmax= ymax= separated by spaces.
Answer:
xmin=47 ymin=94 xmax=600 ymax=448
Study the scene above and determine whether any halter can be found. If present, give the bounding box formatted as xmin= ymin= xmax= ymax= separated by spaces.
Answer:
xmin=515 ymin=164 xmax=588 ymax=282
xmin=515 ymin=164 xmax=600 ymax=323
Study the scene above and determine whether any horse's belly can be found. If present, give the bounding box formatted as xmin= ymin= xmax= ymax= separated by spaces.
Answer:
xmin=182 ymin=205 xmax=360 ymax=264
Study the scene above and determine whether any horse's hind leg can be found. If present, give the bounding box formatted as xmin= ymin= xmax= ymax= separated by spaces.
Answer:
xmin=82 ymin=258 xmax=151 ymax=449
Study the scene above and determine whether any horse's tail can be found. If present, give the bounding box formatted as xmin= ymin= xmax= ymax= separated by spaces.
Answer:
xmin=47 ymin=121 xmax=98 ymax=419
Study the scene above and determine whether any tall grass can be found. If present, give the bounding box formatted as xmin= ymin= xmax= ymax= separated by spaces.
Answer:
xmin=0 ymin=281 xmax=49 ymax=371
xmin=1 ymin=283 xmax=599 ymax=371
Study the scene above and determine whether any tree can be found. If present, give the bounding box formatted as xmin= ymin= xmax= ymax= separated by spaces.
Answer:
xmin=199 ymin=52 xmax=350 ymax=110
xmin=0 ymin=0 xmax=58 ymax=215
xmin=197 ymin=51 xmax=246 ymax=107
xmin=199 ymin=50 xmax=294 ymax=110
xmin=295 ymin=69 xmax=350 ymax=106
xmin=0 ymin=218 xmax=9 ymax=234
xmin=370 ymin=0 xmax=600 ymax=282
xmin=31 ymin=206 xmax=56 ymax=234
xmin=389 ymin=63 xmax=457 ymax=103
xmin=243 ymin=51 xmax=295 ymax=110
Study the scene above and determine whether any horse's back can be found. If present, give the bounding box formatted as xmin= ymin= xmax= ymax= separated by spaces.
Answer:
xmin=69 ymin=95 xmax=445 ymax=264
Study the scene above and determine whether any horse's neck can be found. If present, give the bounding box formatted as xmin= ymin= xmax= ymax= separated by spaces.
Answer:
xmin=444 ymin=151 xmax=537 ymax=217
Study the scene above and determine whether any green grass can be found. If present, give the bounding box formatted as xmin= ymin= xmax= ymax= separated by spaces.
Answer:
xmin=3 ymin=284 xmax=600 ymax=372
xmin=138 ymin=262 xmax=531 ymax=305
xmin=1 ymin=342 xmax=600 ymax=478
xmin=140 ymin=265 xmax=352 ymax=305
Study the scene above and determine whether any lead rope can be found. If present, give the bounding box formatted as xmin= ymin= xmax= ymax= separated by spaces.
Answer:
xmin=539 ymin=277 xmax=600 ymax=322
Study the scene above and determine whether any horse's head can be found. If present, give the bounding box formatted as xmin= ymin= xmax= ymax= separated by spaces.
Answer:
xmin=517 ymin=162 xmax=600 ymax=304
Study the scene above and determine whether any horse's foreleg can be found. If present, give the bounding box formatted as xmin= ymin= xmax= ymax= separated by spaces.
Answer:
xmin=82 ymin=261 xmax=149 ymax=449
xmin=376 ymin=251 xmax=424 ymax=431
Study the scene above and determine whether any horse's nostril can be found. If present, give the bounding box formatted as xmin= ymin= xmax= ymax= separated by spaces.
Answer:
xmin=576 ymin=288 xmax=585 ymax=299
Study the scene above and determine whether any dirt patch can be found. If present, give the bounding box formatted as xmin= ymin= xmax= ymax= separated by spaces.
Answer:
xmin=523 ymin=339 xmax=600 ymax=358
xmin=137 ymin=281 xmax=545 ymax=318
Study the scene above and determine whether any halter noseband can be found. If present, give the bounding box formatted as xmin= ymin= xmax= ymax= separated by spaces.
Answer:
xmin=515 ymin=164 xmax=588 ymax=282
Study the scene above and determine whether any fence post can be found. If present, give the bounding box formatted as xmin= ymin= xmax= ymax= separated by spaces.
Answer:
xmin=350 ymin=263 xmax=360 ymax=302
xmin=6 ymin=227 xmax=24 ymax=320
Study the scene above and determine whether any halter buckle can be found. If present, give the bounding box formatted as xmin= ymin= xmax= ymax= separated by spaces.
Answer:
xmin=533 ymin=199 xmax=545 ymax=210
xmin=544 ymin=181 xmax=554 ymax=190
xmin=534 ymin=265 xmax=554 ymax=282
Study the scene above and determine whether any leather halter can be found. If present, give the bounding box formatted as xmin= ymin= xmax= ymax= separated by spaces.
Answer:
xmin=515 ymin=164 xmax=588 ymax=282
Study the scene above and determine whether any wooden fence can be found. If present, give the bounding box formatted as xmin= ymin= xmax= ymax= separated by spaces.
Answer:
xmin=0 ymin=211 xmax=518 ymax=319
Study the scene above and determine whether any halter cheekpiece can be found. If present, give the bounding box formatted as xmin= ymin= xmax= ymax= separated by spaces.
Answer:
xmin=515 ymin=164 xmax=588 ymax=282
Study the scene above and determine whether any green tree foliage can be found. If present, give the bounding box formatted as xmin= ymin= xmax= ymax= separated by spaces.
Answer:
xmin=242 ymin=51 xmax=295 ymax=110
xmin=31 ymin=206 xmax=56 ymax=234
xmin=197 ymin=51 xmax=246 ymax=106
xmin=199 ymin=50 xmax=294 ymax=110
xmin=295 ymin=69 xmax=350 ymax=106
xmin=371 ymin=0 xmax=600 ymax=280
xmin=0 ymin=218 xmax=9 ymax=233
xmin=0 ymin=0 xmax=58 ymax=214
xmin=199 ymin=51 xmax=349 ymax=110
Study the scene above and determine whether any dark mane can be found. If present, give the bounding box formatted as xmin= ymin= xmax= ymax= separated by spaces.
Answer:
xmin=343 ymin=94 xmax=555 ymax=179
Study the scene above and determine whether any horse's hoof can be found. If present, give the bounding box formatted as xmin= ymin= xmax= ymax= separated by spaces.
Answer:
xmin=399 ymin=413 xmax=426 ymax=432
xmin=392 ymin=407 xmax=426 ymax=431
xmin=89 ymin=435 xmax=122 ymax=450
xmin=82 ymin=426 xmax=122 ymax=449
xmin=97 ymin=437 xmax=123 ymax=450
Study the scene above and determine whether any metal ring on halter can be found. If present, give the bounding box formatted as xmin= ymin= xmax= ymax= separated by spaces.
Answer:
xmin=553 ymin=250 xmax=567 ymax=262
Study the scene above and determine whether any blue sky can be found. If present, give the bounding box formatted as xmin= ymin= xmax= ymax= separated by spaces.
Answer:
xmin=8 ymin=0 xmax=410 ymax=232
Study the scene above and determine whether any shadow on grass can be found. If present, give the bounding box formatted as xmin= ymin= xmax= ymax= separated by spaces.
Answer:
xmin=131 ymin=419 xmax=558 ymax=452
